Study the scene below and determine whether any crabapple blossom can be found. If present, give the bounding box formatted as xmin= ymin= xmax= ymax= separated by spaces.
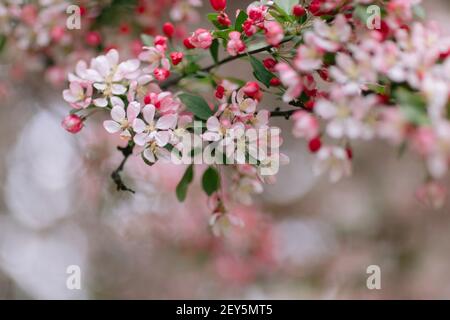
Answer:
xmin=227 ymin=31 xmax=246 ymax=57
xmin=313 ymin=146 xmax=352 ymax=183
xmin=189 ymin=28 xmax=213 ymax=49
xmin=63 ymin=82 xmax=93 ymax=110
xmin=133 ymin=104 xmax=178 ymax=147
xmin=103 ymin=100 xmax=141 ymax=139
xmin=291 ymin=111 xmax=320 ymax=140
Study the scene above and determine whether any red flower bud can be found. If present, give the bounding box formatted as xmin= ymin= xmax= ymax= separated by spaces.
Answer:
xmin=243 ymin=81 xmax=260 ymax=99
xmin=85 ymin=31 xmax=101 ymax=46
xmin=162 ymin=22 xmax=175 ymax=38
xmin=270 ymin=77 xmax=281 ymax=86
xmin=183 ymin=38 xmax=195 ymax=49
xmin=62 ymin=114 xmax=84 ymax=134
xmin=308 ymin=137 xmax=322 ymax=153
xmin=263 ymin=58 xmax=277 ymax=71
xmin=209 ymin=0 xmax=227 ymax=12
xmin=170 ymin=52 xmax=184 ymax=65
xmin=292 ymin=5 xmax=306 ymax=17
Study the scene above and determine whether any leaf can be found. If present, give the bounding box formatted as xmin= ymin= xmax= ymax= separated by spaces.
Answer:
xmin=234 ymin=11 xmax=248 ymax=32
xmin=140 ymin=34 xmax=154 ymax=46
xmin=249 ymin=55 xmax=275 ymax=88
xmin=394 ymin=87 xmax=430 ymax=126
xmin=179 ymin=93 xmax=213 ymax=121
xmin=176 ymin=164 xmax=194 ymax=202
xmin=274 ymin=0 xmax=298 ymax=16
xmin=0 ymin=35 xmax=6 ymax=53
xmin=207 ymin=13 xmax=228 ymax=30
xmin=210 ymin=39 xmax=219 ymax=64
xmin=202 ymin=166 xmax=220 ymax=196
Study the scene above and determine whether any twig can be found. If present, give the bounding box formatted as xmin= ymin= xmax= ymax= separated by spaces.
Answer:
xmin=111 ymin=143 xmax=135 ymax=194
xmin=160 ymin=36 xmax=294 ymax=90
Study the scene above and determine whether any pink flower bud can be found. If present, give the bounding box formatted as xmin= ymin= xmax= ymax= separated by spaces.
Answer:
xmin=209 ymin=0 xmax=227 ymax=12
xmin=154 ymin=68 xmax=170 ymax=81
xmin=85 ymin=31 xmax=101 ymax=46
xmin=162 ymin=22 xmax=175 ymax=38
xmin=189 ymin=28 xmax=213 ymax=49
xmin=170 ymin=52 xmax=184 ymax=65
xmin=62 ymin=114 xmax=84 ymax=134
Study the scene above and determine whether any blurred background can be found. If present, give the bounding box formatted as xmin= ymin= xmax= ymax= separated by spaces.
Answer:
xmin=0 ymin=0 xmax=450 ymax=299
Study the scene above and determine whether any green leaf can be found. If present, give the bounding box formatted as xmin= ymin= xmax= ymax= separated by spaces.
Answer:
xmin=394 ymin=87 xmax=430 ymax=126
xmin=140 ymin=34 xmax=154 ymax=46
xmin=234 ymin=11 xmax=248 ymax=32
xmin=274 ymin=0 xmax=298 ymax=16
xmin=0 ymin=35 xmax=6 ymax=53
xmin=249 ymin=55 xmax=275 ymax=88
xmin=213 ymin=29 xmax=232 ymax=40
xmin=207 ymin=13 xmax=228 ymax=30
xmin=210 ymin=39 xmax=219 ymax=64
xmin=176 ymin=164 xmax=194 ymax=202
xmin=202 ymin=166 xmax=220 ymax=196
xmin=179 ymin=93 xmax=213 ymax=121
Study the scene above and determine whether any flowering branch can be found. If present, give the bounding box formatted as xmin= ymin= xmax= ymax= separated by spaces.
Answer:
xmin=161 ymin=36 xmax=294 ymax=90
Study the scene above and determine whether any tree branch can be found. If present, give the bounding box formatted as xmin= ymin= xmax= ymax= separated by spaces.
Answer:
xmin=161 ymin=36 xmax=294 ymax=90
xmin=111 ymin=143 xmax=135 ymax=194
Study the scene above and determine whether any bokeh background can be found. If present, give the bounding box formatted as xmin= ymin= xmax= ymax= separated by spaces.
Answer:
xmin=0 ymin=0 xmax=449 ymax=299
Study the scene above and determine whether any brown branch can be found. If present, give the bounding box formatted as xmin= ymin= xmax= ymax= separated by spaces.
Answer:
xmin=111 ymin=143 xmax=135 ymax=194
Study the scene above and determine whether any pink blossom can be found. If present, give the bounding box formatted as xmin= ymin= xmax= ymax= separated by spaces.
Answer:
xmin=264 ymin=21 xmax=283 ymax=46
xmin=291 ymin=111 xmax=320 ymax=140
xmin=313 ymin=146 xmax=352 ymax=183
xmin=189 ymin=28 xmax=213 ymax=49
xmin=103 ymin=100 xmax=141 ymax=139
xmin=227 ymin=31 xmax=246 ymax=56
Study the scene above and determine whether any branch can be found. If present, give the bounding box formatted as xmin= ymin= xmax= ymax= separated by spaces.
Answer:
xmin=161 ymin=36 xmax=294 ymax=90
xmin=111 ymin=143 xmax=135 ymax=194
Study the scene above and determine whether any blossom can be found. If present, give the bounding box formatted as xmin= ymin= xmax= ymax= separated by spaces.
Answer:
xmin=103 ymin=100 xmax=141 ymax=139
xmin=227 ymin=31 xmax=246 ymax=56
xmin=313 ymin=146 xmax=352 ymax=183
xmin=291 ymin=111 xmax=320 ymax=140
xmin=315 ymin=91 xmax=378 ymax=140
xmin=133 ymin=104 xmax=177 ymax=146
xmin=62 ymin=81 xmax=93 ymax=109
xmin=86 ymin=49 xmax=141 ymax=107
xmin=310 ymin=14 xmax=351 ymax=52
xmin=189 ymin=28 xmax=213 ymax=49
xmin=231 ymin=88 xmax=258 ymax=116
xmin=139 ymin=46 xmax=170 ymax=74
xmin=264 ymin=21 xmax=283 ymax=46
xmin=274 ymin=63 xmax=302 ymax=102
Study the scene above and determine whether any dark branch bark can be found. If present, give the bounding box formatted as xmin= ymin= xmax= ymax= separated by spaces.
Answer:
xmin=111 ymin=143 xmax=135 ymax=194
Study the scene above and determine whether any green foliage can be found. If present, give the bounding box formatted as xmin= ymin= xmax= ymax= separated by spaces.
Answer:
xmin=176 ymin=165 xmax=194 ymax=202
xmin=178 ymin=93 xmax=213 ymax=121
xmin=234 ymin=11 xmax=248 ymax=32
xmin=202 ymin=166 xmax=220 ymax=196
xmin=249 ymin=55 xmax=275 ymax=88
xmin=394 ymin=87 xmax=430 ymax=126
xmin=210 ymin=39 xmax=219 ymax=64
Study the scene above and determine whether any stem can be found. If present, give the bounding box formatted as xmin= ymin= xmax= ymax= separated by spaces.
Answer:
xmin=111 ymin=143 xmax=135 ymax=194
xmin=161 ymin=36 xmax=294 ymax=90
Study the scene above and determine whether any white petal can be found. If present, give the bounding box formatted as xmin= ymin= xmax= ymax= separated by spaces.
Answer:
xmin=143 ymin=149 xmax=156 ymax=163
xmin=155 ymin=131 xmax=170 ymax=146
xmin=103 ymin=120 xmax=121 ymax=134
xmin=94 ymin=98 xmax=108 ymax=107
xmin=110 ymin=96 xmax=124 ymax=108
xmin=143 ymin=105 xmax=156 ymax=123
xmin=156 ymin=114 xmax=177 ymax=130
xmin=111 ymin=106 xmax=126 ymax=122
xmin=127 ymin=102 xmax=141 ymax=122
xmin=111 ymin=84 xmax=127 ymax=95
xmin=206 ymin=117 xmax=220 ymax=132
xmin=133 ymin=119 xmax=146 ymax=133
xmin=134 ymin=133 xmax=149 ymax=146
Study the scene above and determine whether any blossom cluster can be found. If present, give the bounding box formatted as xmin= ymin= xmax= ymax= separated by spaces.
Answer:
xmin=58 ymin=0 xmax=450 ymax=229
xmin=0 ymin=0 xmax=201 ymax=87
